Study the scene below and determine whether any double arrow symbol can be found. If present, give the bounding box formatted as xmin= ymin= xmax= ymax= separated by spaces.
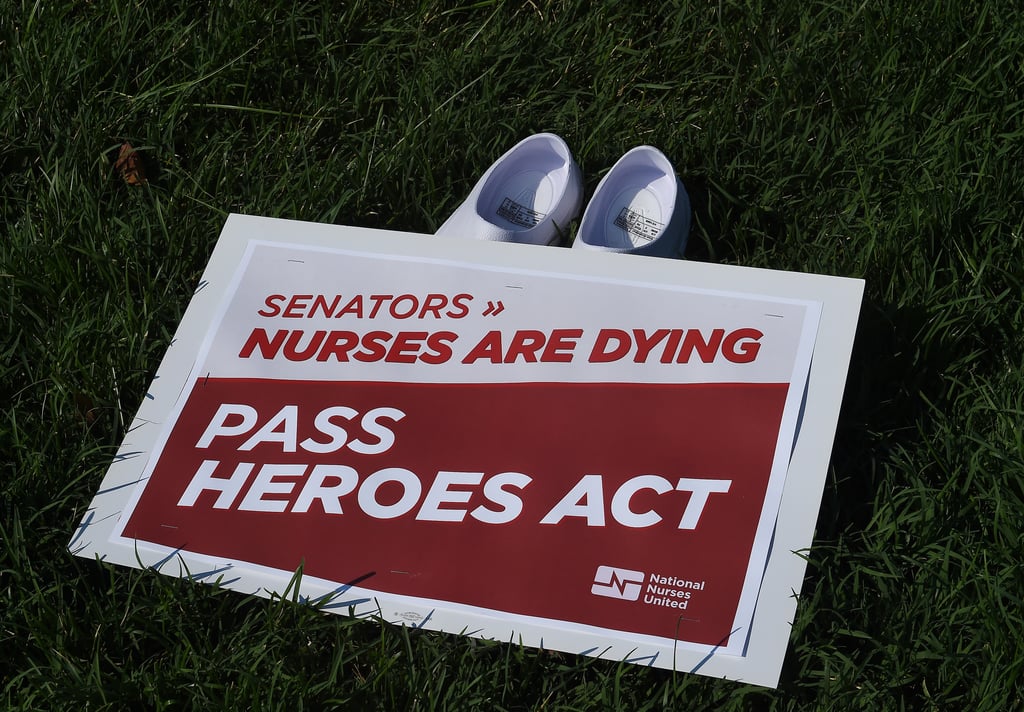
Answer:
xmin=482 ymin=300 xmax=504 ymax=317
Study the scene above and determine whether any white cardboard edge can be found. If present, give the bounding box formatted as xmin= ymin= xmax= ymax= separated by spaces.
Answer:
xmin=69 ymin=213 xmax=864 ymax=688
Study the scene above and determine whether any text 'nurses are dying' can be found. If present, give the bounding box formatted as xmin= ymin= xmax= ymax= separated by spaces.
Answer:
xmin=243 ymin=292 xmax=765 ymax=365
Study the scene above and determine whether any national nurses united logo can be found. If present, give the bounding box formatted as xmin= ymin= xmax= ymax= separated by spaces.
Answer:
xmin=592 ymin=565 xmax=707 ymax=610
xmin=591 ymin=565 xmax=645 ymax=601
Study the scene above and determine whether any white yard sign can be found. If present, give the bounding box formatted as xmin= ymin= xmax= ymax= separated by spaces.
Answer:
xmin=71 ymin=214 xmax=862 ymax=687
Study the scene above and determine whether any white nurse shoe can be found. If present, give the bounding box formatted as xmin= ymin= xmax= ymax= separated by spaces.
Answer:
xmin=572 ymin=146 xmax=690 ymax=258
xmin=436 ymin=133 xmax=584 ymax=246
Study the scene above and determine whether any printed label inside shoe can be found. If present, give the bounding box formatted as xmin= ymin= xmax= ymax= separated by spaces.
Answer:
xmin=614 ymin=207 xmax=664 ymax=243
xmin=497 ymin=197 xmax=544 ymax=228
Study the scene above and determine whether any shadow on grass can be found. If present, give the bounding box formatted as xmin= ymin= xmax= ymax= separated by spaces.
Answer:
xmin=684 ymin=174 xmax=789 ymax=267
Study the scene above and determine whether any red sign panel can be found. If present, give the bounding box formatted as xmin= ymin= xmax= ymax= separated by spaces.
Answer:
xmin=125 ymin=376 xmax=787 ymax=646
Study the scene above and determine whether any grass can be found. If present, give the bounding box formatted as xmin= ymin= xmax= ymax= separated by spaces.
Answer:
xmin=3 ymin=0 xmax=1023 ymax=708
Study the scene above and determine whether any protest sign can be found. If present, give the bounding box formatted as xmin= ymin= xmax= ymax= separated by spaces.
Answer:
xmin=71 ymin=214 xmax=862 ymax=686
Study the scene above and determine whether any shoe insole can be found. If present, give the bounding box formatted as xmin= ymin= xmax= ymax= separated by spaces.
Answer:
xmin=598 ymin=168 xmax=675 ymax=249
xmin=478 ymin=147 xmax=570 ymax=232
xmin=490 ymin=170 xmax=555 ymax=230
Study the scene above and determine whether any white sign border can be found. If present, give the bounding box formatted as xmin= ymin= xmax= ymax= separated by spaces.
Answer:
xmin=70 ymin=214 xmax=863 ymax=687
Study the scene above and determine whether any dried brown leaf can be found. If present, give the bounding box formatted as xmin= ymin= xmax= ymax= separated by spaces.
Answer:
xmin=114 ymin=142 xmax=147 ymax=186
